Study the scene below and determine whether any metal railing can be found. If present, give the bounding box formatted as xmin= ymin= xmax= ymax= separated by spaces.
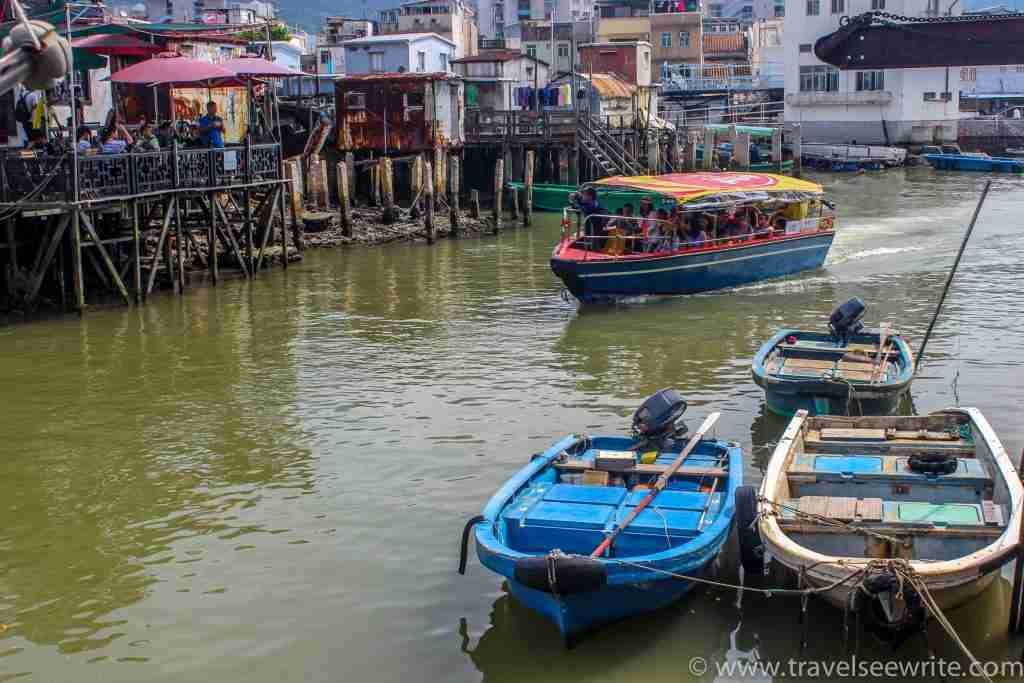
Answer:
xmin=465 ymin=110 xmax=578 ymax=142
xmin=660 ymin=99 xmax=786 ymax=127
xmin=0 ymin=142 xmax=282 ymax=203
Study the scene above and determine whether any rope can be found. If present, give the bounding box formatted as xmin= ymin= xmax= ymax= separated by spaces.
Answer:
xmin=760 ymin=496 xmax=910 ymax=548
xmin=821 ymin=371 xmax=863 ymax=416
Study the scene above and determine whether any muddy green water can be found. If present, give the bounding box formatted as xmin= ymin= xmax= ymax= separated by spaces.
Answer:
xmin=1 ymin=168 xmax=1023 ymax=682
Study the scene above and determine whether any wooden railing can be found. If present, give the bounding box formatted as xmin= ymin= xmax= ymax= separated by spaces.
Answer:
xmin=465 ymin=110 xmax=578 ymax=143
xmin=0 ymin=142 xmax=282 ymax=203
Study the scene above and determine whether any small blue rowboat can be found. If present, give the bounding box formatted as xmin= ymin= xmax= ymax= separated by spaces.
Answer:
xmin=751 ymin=299 xmax=915 ymax=416
xmin=550 ymin=172 xmax=836 ymax=303
xmin=924 ymin=153 xmax=1024 ymax=173
xmin=460 ymin=391 xmax=741 ymax=642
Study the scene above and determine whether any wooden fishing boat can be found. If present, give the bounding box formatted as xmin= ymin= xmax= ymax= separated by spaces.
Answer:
xmin=751 ymin=299 xmax=915 ymax=416
xmin=551 ymin=172 xmax=836 ymax=303
xmin=737 ymin=408 xmax=1022 ymax=645
xmin=462 ymin=391 xmax=740 ymax=641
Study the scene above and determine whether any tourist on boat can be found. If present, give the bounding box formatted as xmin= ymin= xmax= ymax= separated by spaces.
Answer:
xmin=644 ymin=209 xmax=671 ymax=252
xmin=638 ymin=196 xmax=656 ymax=236
xmin=684 ymin=219 xmax=709 ymax=248
xmin=754 ymin=209 xmax=773 ymax=237
xmin=569 ymin=188 xmax=605 ymax=238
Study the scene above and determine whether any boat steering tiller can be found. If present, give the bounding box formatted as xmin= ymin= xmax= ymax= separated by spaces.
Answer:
xmin=829 ymin=297 xmax=867 ymax=344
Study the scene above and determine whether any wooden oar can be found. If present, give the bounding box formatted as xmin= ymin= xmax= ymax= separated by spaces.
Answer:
xmin=590 ymin=412 xmax=722 ymax=558
xmin=870 ymin=322 xmax=892 ymax=383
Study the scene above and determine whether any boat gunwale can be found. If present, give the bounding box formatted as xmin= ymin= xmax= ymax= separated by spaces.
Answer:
xmin=474 ymin=434 xmax=743 ymax=585
xmin=750 ymin=327 xmax=916 ymax=392
xmin=757 ymin=407 xmax=1024 ymax=589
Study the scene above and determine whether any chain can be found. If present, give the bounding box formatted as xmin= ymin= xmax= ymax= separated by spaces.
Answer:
xmin=843 ymin=9 xmax=1024 ymax=25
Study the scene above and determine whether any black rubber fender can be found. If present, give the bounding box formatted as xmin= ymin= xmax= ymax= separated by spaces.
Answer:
xmin=735 ymin=486 xmax=764 ymax=574
xmin=513 ymin=554 xmax=608 ymax=595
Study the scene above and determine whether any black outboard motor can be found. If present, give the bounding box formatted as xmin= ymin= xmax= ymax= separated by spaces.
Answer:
xmin=829 ymin=297 xmax=867 ymax=344
xmin=632 ymin=388 xmax=688 ymax=450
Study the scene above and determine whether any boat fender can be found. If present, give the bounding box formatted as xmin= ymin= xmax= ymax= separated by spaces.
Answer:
xmin=852 ymin=572 xmax=926 ymax=646
xmin=734 ymin=486 xmax=764 ymax=574
xmin=907 ymin=453 xmax=958 ymax=476
xmin=513 ymin=551 xmax=608 ymax=595
xmin=458 ymin=515 xmax=486 ymax=575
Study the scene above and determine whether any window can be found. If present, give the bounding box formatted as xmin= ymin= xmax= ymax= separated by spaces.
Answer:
xmin=661 ymin=31 xmax=672 ymax=48
xmin=679 ymin=31 xmax=690 ymax=48
xmin=923 ymin=91 xmax=936 ymax=100
xmin=871 ymin=0 xmax=884 ymax=8
xmin=740 ymin=5 xmax=752 ymax=18
xmin=830 ymin=0 xmax=843 ymax=13
xmin=855 ymin=70 xmax=884 ymax=91
xmin=806 ymin=0 xmax=819 ymax=14
xmin=526 ymin=66 xmax=534 ymax=77
xmin=404 ymin=91 xmax=424 ymax=121
xmin=799 ymin=65 xmax=839 ymax=92
xmin=346 ymin=92 xmax=366 ymax=110
xmin=557 ymin=43 xmax=570 ymax=57
xmin=926 ymin=0 xmax=939 ymax=14
xmin=960 ymin=67 xmax=976 ymax=81
xmin=774 ymin=3 xmax=785 ymax=16
xmin=320 ymin=50 xmax=330 ymax=64
xmin=416 ymin=50 xmax=426 ymax=71
xmin=526 ymin=44 xmax=537 ymax=58
xmin=439 ymin=52 xmax=449 ymax=71
xmin=799 ymin=43 xmax=812 ymax=53
xmin=370 ymin=52 xmax=384 ymax=72
xmin=710 ymin=3 xmax=723 ymax=16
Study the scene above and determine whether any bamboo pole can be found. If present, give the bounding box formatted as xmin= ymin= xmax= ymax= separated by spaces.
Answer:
xmin=449 ymin=154 xmax=460 ymax=236
xmin=337 ymin=161 xmax=352 ymax=235
xmin=493 ymin=157 xmax=503 ymax=234
xmin=424 ymin=159 xmax=435 ymax=244
xmin=524 ymin=150 xmax=533 ymax=227
xmin=174 ymin=198 xmax=186 ymax=291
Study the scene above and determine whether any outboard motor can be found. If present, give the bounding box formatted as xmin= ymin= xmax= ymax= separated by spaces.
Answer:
xmin=632 ymin=388 xmax=688 ymax=450
xmin=829 ymin=297 xmax=867 ymax=344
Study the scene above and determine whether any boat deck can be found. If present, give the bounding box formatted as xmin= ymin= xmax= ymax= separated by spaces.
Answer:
xmin=764 ymin=334 xmax=903 ymax=384
xmin=776 ymin=418 xmax=1008 ymax=561
xmin=499 ymin=440 xmax=729 ymax=558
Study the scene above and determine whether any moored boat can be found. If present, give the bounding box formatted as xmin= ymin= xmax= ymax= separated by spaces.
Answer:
xmin=550 ymin=172 xmax=836 ymax=302
xmin=751 ymin=299 xmax=915 ymax=416
xmin=923 ymin=151 xmax=1024 ymax=173
xmin=739 ymin=408 xmax=1022 ymax=645
xmin=462 ymin=391 xmax=740 ymax=641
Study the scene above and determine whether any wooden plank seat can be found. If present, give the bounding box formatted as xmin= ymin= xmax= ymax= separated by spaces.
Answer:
xmin=554 ymin=459 xmax=727 ymax=480
xmin=787 ymin=452 xmax=993 ymax=503
xmin=776 ymin=341 xmax=901 ymax=362
xmin=767 ymin=356 xmax=883 ymax=382
xmin=803 ymin=428 xmax=975 ymax=456
xmin=778 ymin=497 xmax=1005 ymax=536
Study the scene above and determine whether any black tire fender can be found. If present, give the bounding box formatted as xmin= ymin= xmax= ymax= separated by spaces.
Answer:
xmin=735 ymin=486 xmax=764 ymax=574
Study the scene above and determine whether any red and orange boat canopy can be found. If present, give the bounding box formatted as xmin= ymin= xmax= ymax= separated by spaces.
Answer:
xmin=591 ymin=172 xmax=823 ymax=205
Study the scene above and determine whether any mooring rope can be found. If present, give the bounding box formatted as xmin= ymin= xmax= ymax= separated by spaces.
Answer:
xmin=760 ymin=496 xmax=909 ymax=548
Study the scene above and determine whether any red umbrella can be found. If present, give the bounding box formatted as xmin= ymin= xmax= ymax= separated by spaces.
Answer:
xmin=109 ymin=51 xmax=240 ymax=85
xmin=72 ymin=33 xmax=164 ymax=57
xmin=220 ymin=56 xmax=305 ymax=78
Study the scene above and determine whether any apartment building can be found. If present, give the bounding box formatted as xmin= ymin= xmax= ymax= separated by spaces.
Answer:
xmin=379 ymin=0 xmax=479 ymax=57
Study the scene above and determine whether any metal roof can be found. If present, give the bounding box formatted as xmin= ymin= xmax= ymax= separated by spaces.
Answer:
xmin=451 ymin=49 xmax=547 ymax=66
xmin=574 ymin=72 xmax=637 ymax=98
xmin=342 ymin=33 xmax=456 ymax=47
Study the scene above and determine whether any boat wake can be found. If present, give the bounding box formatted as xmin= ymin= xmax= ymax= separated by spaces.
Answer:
xmin=830 ymin=245 xmax=925 ymax=264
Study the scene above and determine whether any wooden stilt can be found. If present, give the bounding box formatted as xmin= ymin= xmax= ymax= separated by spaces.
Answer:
xmin=243 ymin=188 xmax=254 ymax=271
xmin=147 ymin=199 xmax=174 ymax=296
xmin=173 ymin=198 xmax=186 ymax=292
xmin=67 ymin=211 xmax=83 ymax=311
xmin=470 ymin=189 xmax=480 ymax=219
xmin=703 ymin=128 xmax=716 ymax=170
xmin=207 ymin=192 xmax=218 ymax=285
xmin=131 ymin=201 xmax=143 ymax=301
xmin=423 ymin=159 xmax=435 ymax=244
xmin=449 ymin=154 xmax=460 ymax=236
xmin=278 ymin=181 xmax=290 ymax=267
xmin=213 ymin=200 xmax=251 ymax=278
xmin=337 ymin=162 xmax=352 ymax=236
xmin=772 ymin=127 xmax=783 ymax=172
xmin=370 ymin=165 xmax=380 ymax=206
xmin=255 ymin=186 xmax=280 ymax=271
xmin=434 ymin=146 xmax=446 ymax=209
xmin=558 ymin=148 xmax=569 ymax=185
xmin=792 ymin=124 xmax=803 ymax=177
xmin=380 ymin=157 xmax=396 ymax=223
xmin=524 ymin=150 xmax=534 ymax=227
xmin=510 ymin=187 xmax=520 ymax=221
xmin=79 ymin=211 xmax=132 ymax=305
xmin=492 ymin=157 xmax=503 ymax=234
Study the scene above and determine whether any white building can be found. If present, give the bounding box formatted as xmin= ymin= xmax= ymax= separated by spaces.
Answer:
xmin=783 ymin=0 xmax=961 ymax=144
xmin=477 ymin=0 xmax=592 ymax=40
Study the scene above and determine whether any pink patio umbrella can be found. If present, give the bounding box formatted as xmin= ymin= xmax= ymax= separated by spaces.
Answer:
xmin=71 ymin=34 xmax=164 ymax=57
xmin=109 ymin=51 xmax=240 ymax=86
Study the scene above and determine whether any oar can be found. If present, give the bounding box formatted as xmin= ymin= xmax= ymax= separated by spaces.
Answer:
xmin=590 ymin=412 xmax=722 ymax=558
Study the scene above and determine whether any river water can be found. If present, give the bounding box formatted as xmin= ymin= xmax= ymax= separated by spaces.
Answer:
xmin=0 ymin=168 xmax=1022 ymax=682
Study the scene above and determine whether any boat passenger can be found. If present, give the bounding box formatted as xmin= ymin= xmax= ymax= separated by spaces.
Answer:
xmin=720 ymin=211 xmax=741 ymax=239
xmin=754 ymin=210 xmax=773 ymax=237
xmin=733 ymin=214 xmax=754 ymax=240
xmin=603 ymin=209 xmax=628 ymax=256
xmin=569 ymin=188 xmax=605 ymax=239
xmin=638 ymin=196 xmax=655 ymax=236
xmin=684 ymin=219 xmax=709 ymax=248
xmin=644 ymin=209 xmax=670 ymax=252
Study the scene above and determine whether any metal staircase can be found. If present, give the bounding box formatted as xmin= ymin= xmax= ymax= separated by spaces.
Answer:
xmin=577 ymin=115 xmax=646 ymax=177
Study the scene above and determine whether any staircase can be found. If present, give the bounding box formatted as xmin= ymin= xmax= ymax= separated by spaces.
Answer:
xmin=577 ymin=115 xmax=646 ymax=177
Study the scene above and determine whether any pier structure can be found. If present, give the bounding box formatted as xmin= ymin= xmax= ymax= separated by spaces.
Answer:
xmin=0 ymin=140 xmax=288 ymax=314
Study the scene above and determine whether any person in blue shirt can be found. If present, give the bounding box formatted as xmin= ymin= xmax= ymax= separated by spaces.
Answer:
xmin=197 ymin=101 xmax=225 ymax=148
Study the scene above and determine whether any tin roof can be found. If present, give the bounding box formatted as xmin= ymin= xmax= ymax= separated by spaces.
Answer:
xmin=334 ymin=71 xmax=459 ymax=83
xmin=451 ymin=49 xmax=547 ymax=66
xmin=703 ymin=33 xmax=746 ymax=54
xmin=584 ymin=73 xmax=637 ymax=98
xmin=342 ymin=32 xmax=456 ymax=47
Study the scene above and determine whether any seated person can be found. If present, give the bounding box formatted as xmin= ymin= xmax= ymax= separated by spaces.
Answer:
xmin=684 ymin=218 xmax=710 ymax=247
xmin=732 ymin=214 xmax=754 ymax=240
xmin=603 ymin=209 xmax=628 ymax=256
xmin=637 ymin=197 xmax=655 ymax=236
xmin=155 ymin=121 xmax=176 ymax=148
xmin=644 ymin=208 xmax=671 ymax=252
xmin=719 ymin=211 xmax=741 ymax=239
xmin=76 ymin=128 xmax=95 ymax=152
xmin=99 ymin=129 xmax=129 ymax=154
xmin=136 ymin=123 xmax=160 ymax=151
xmin=754 ymin=210 xmax=773 ymax=237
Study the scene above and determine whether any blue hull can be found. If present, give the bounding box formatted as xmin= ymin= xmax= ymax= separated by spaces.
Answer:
xmin=507 ymin=576 xmax=697 ymax=639
xmin=551 ymin=232 xmax=834 ymax=302
xmin=924 ymin=153 xmax=1024 ymax=173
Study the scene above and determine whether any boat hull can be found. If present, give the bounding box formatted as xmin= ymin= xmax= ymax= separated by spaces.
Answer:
xmin=506 ymin=574 xmax=698 ymax=640
xmin=551 ymin=231 xmax=834 ymax=302
xmin=924 ymin=153 xmax=1024 ymax=173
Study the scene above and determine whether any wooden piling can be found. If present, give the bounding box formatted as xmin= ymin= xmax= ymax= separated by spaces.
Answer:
xmin=434 ymin=147 xmax=446 ymax=207
xmin=470 ymin=189 xmax=480 ymax=219
xmin=131 ymin=201 xmax=143 ymax=301
xmin=70 ymin=209 xmax=84 ymax=312
xmin=370 ymin=164 xmax=380 ymax=206
xmin=735 ymin=132 xmax=751 ymax=170
xmin=337 ymin=162 xmax=352 ymax=235
xmin=524 ymin=150 xmax=534 ymax=227
xmin=510 ymin=187 xmax=520 ymax=220
xmin=687 ymin=133 xmax=699 ymax=170
xmin=173 ymin=198 xmax=186 ymax=290
xmin=423 ymin=159 xmax=435 ymax=244
xmin=772 ymin=127 xmax=783 ymax=172
xmin=449 ymin=154 xmax=460 ymax=235
xmin=703 ymin=127 xmax=716 ymax=170
xmin=207 ymin=193 xmax=218 ymax=285
xmin=380 ymin=157 xmax=396 ymax=223
xmin=493 ymin=158 xmax=504 ymax=234
xmin=345 ymin=152 xmax=356 ymax=203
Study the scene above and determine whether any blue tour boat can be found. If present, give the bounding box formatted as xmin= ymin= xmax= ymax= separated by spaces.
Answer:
xmin=550 ymin=172 xmax=836 ymax=302
xmin=751 ymin=299 xmax=916 ymax=416
xmin=461 ymin=390 xmax=740 ymax=642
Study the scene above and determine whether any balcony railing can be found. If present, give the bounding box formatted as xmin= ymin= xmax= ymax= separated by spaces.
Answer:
xmin=0 ymin=143 xmax=282 ymax=204
xmin=465 ymin=110 xmax=578 ymax=142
